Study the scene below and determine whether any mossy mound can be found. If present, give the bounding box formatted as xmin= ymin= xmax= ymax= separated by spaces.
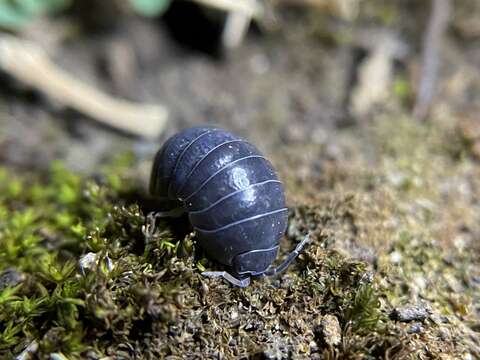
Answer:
xmin=1 ymin=115 xmax=479 ymax=359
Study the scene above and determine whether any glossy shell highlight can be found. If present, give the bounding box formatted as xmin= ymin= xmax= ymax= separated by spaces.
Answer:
xmin=150 ymin=127 xmax=288 ymax=273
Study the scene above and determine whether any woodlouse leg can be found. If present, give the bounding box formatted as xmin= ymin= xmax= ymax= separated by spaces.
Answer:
xmin=142 ymin=209 xmax=186 ymax=240
xmin=202 ymin=271 xmax=251 ymax=287
xmin=263 ymin=233 xmax=311 ymax=277
xmin=152 ymin=208 xmax=186 ymax=218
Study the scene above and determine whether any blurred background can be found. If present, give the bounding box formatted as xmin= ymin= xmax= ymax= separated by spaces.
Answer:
xmin=0 ymin=0 xmax=478 ymax=180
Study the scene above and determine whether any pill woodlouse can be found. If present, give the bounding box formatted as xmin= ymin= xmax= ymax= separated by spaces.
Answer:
xmin=149 ymin=126 xmax=309 ymax=287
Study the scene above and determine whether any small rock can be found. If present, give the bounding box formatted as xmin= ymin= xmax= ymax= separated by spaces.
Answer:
xmin=389 ymin=304 xmax=431 ymax=322
xmin=320 ymin=314 xmax=342 ymax=346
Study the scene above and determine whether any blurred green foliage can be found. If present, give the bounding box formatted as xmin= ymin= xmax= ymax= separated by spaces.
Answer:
xmin=0 ymin=160 xmax=157 ymax=357
xmin=0 ymin=0 xmax=172 ymax=30
xmin=0 ymin=0 xmax=70 ymax=29
xmin=129 ymin=0 xmax=171 ymax=17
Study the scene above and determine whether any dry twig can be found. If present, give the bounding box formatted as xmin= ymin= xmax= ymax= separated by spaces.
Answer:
xmin=191 ymin=0 xmax=263 ymax=17
xmin=413 ymin=0 xmax=451 ymax=121
xmin=190 ymin=0 xmax=262 ymax=48
xmin=0 ymin=36 xmax=168 ymax=138
xmin=221 ymin=1 xmax=256 ymax=48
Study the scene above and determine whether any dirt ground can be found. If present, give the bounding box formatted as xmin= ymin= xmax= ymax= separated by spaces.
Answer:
xmin=1 ymin=1 xmax=480 ymax=359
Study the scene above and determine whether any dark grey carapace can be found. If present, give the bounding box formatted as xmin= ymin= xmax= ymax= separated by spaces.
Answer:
xmin=149 ymin=126 xmax=309 ymax=287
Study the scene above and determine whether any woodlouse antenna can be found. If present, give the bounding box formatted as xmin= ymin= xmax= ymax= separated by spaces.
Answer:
xmin=262 ymin=233 xmax=310 ymax=277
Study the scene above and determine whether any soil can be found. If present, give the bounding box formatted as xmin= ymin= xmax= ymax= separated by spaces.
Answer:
xmin=0 ymin=5 xmax=352 ymax=174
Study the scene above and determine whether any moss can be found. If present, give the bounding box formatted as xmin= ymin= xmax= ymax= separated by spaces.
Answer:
xmin=0 ymin=161 xmax=390 ymax=358
xmin=276 ymin=112 xmax=480 ymax=358
xmin=1 ymin=114 xmax=479 ymax=358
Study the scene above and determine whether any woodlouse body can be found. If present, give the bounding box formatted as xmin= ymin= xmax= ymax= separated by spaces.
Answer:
xmin=150 ymin=126 xmax=307 ymax=286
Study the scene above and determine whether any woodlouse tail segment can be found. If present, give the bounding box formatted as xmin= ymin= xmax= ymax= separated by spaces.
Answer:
xmin=201 ymin=271 xmax=251 ymax=288
xmin=262 ymin=233 xmax=311 ymax=277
